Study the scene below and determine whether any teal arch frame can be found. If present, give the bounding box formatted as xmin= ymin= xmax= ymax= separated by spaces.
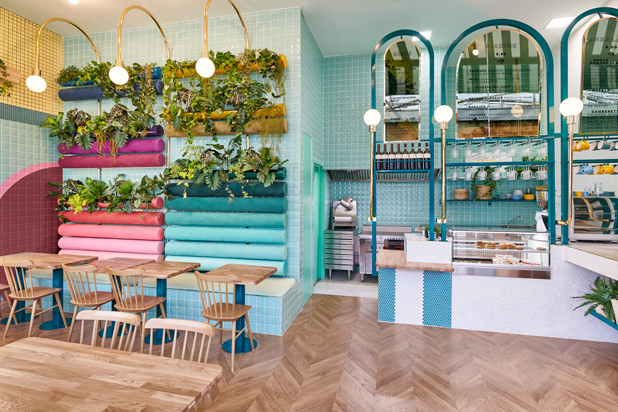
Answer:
xmin=560 ymin=7 xmax=618 ymax=244
xmin=370 ymin=30 xmax=435 ymax=277
xmin=441 ymin=19 xmax=556 ymax=243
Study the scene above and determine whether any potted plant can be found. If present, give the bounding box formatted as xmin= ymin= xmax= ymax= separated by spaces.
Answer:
xmin=573 ymin=276 xmax=618 ymax=324
xmin=470 ymin=166 xmax=500 ymax=200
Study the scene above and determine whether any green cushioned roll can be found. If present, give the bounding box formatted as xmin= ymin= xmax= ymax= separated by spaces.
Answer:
xmin=165 ymin=226 xmax=286 ymax=244
xmin=165 ymin=255 xmax=286 ymax=275
xmin=165 ymin=241 xmax=287 ymax=261
xmin=166 ymin=182 xmax=286 ymax=198
xmin=166 ymin=197 xmax=287 ymax=213
xmin=165 ymin=211 xmax=287 ymax=228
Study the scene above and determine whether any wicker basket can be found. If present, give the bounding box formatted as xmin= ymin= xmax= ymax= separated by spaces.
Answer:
xmin=454 ymin=189 xmax=469 ymax=200
xmin=475 ymin=185 xmax=492 ymax=200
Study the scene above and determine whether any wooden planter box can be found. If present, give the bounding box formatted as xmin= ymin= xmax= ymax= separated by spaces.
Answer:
xmin=0 ymin=67 xmax=20 ymax=85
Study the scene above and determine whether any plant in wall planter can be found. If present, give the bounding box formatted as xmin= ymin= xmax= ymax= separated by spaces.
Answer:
xmin=470 ymin=166 xmax=501 ymax=200
xmin=0 ymin=59 xmax=14 ymax=97
xmin=573 ymin=276 xmax=618 ymax=324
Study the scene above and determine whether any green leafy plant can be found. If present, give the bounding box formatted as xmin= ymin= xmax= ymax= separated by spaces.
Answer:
xmin=0 ymin=59 xmax=13 ymax=97
xmin=573 ymin=276 xmax=618 ymax=322
xmin=470 ymin=166 xmax=501 ymax=200
xmin=56 ymin=65 xmax=82 ymax=85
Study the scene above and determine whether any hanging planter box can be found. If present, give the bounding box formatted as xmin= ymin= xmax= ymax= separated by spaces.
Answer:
xmin=58 ymin=81 xmax=164 ymax=102
xmin=165 ymin=181 xmax=287 ymax=198
xmin=168 ymin=55 xmax=287 ymax=78
xmin=59 ymin=210 xmax=165 ymax=226
xmin=165 ymin=118 xmax=288 ymax=138
xmin=163 ymin=103 xmax=286 ymax=122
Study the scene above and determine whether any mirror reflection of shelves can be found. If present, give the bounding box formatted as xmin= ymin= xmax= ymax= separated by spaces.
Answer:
xmin=326 ymin=169 xmax=442 ymax=183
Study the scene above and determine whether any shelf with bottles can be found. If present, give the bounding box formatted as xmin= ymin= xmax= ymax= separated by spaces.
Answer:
xmin=375 ymin=141 xmax=431 ymax=173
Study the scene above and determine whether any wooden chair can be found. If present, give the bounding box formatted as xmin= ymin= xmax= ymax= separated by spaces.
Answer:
xmin=145 ymin=318 xmax=215 ymax=363
xmin=62 ymin=264 xmax=115 ymax=342
xmin=0 ymin=284 xmax=17 ymax=326
xmin=75 ymin=309 xmax=140 ymax=351
xmin=106 ymin=267 xmax=168 ymax=353
xmin=195 ymin=271 xmax=255 ymax=372
xmin=1 ymin=259 xmax=68 ymax=338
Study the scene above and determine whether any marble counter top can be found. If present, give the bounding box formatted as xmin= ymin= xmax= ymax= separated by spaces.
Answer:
xmin=565 ymin=243 xmax=618 ymax=281
xmin=376 ymin=249 xmax=454 ymax=272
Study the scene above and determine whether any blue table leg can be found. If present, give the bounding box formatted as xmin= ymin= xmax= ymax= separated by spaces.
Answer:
xmin=222 ymin=284 xmax=257 ymax=354
xmin=144 ymin=278 xmax=176 ymax=345
xmin=40 ymin=268 xmax=71 ymax=330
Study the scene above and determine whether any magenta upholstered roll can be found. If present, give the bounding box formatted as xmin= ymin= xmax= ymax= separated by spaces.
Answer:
xmin=97 ymin=197 xmax=164 ymax=210
xmin=58 ymin=153 xmax=165 ymax=168
xmin=58 ymin=138 xmax=165 ymax=155
xmin=58 ymin=249 xmax=164 ymax=261
xmin=59 ymin=237 xmax=165 ymax=254
xmin=59 ymin=211 xmax=164 ymax=226
xmin=58 ymin=224 xmax=164 ymax=240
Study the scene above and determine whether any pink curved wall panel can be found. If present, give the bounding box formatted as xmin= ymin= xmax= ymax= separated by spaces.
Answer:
xmin=58 ymin=138 xmax=165 ymax=155
xmin=58 ymin=153 xmax=165 ymax=168
xmin=59 ymin=211 xmax=164 ymax=226
xmin=58 ymin=224 xmax=164 ymax=240
xmin=97 ymin=197 xmax=164 ymax=210
xmin=58 ymin=249 xmax=164 ymax=261
xmin=59 ymin=237 xmax=164 ymax=254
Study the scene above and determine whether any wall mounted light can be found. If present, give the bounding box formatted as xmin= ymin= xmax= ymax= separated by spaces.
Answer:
xmin=557 ymin=97 xmax=583 ymax=229
xmin=434 ymin=105 xmax=453 ymax=228
xmin=364 ymin=109 xmax=381 ymax=222
xmin=472 ymin=43 xmax=479 ymax=56
xmin=111 ymin=6 xmax=170 ymax=85
xmin=28 ymin=18 xmax=100 ymax=93
xmin=196 ymin=0 xmax=250 ymax=78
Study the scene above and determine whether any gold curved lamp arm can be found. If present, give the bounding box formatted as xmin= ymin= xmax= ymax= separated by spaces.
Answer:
xmin=33 ymin=18 xmax=100 ymax=76
xmin=202 ymin=0 xmax=250 ymax=57
xmin=116 ymin=6 xmax=170 ymax=66
xmin=558 ymin=116 xmax=575 ymax=227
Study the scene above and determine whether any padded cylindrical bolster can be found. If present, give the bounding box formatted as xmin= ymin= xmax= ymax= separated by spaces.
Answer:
xmin=98 ymin=197 xmax=164 ymax=210
xmin=165 ymin=197 xmax=287 ymax=213
xmin=232 ymin=168 xmax=286 ymax=181
xmin=165 ymin=182 xmax=286 ymax=198
xmin=59 ymin=237 xmax=164 ymax=254
xmin=165 ymin=255 xmax=286 ymax=276
xmin=58 ymin=137 xmax=164 ymax=155
xmin=59 ymin=210 xmax=164 ymax=226
xmin=59 ymin=224 xmax=164 ymax=241
xmin=165 ymin=226 xmax=286 ymax=244
xmin=59 ymin=249 xmax=164 ymax=261
xmin=59 ymin=81 xmax=164 ymax=101
xmin=165 ymin=241 xmax=286 ymax=261
xmin=58 ymin=153 xmax=165 ymax=168
xmin=59 ymin=67 xmax=162 ymax=87
xmin=165 ymin=211 xmax=287 ymax=228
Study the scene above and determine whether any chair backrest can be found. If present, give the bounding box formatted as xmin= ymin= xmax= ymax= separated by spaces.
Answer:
xmin=0 ymin=259 xmax=36 ymax=298
xmin=63 ymin=264 xmax=102 ymax=305
xmin=107 ymin=267 xmax=147 ymax=310
xmin=75 ymin=309 xmax=140 ymax=351
xmin=195 ymin=271 xmax=238 ymax=319
xmin=145 ymin=318 xmax=215 ymax=363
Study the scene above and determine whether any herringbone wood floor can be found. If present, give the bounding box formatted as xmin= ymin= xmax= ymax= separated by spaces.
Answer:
xmin=3 ymin=294 xmax=618 ymax=411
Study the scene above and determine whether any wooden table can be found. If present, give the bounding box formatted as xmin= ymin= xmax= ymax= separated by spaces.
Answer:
xmin=0 ymin=337 xmax=222 ymax=412
xmin=0 ymin=253 xmax=97 ymax=329
xmin=90 ymin=257 xmax=156 ymax=273
xmin=206 ymin=264 xmax=277 ymax=354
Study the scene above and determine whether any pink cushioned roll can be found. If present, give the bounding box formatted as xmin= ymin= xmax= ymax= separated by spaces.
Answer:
xmin=58 ymin=153 xmax=165 ymax=168
xmin=97 ymin=197 xmax=164 ymax=210
xmin=58 ymin=249 xmax=164 ymax=261
xmin=58 ymin=224 xmax=164 ymax=240
xmin=59 ymin=237 xmax=164 ymax=254
xmin=58 ymin=138 xmax=165 ymax=155
xmin=59 ymin=211 xmax=164 ymax=226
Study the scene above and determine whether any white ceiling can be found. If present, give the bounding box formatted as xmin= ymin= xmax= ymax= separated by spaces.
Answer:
xmin=1 ymin=0 xmax=611 ymax=56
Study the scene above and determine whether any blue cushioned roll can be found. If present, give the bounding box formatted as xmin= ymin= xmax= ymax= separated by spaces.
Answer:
xmin=165 ymin=182 xmax=287 ymax=198
xmin=165 ymin=226 xmax=286 ymax=244
xmin=165 ymin=211 xmax=287 ymax=228
xmin=59 ymin=67 xmax=163 ymax=87
xmin=59 ymin=81 xmax=164 ymax=101
xmin=165 ymin=197 xmax=287 ymax=213
xmin=166 ymin=255 xmax=286 ymax=275
xmin=165 ymin=241 xmax=287 ymax=261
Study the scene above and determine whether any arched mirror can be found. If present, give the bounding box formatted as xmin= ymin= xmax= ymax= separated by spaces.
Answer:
xmin=384 ymin=39 xmax=421 ymax=141
xmin=456 ymin=30 xmax=542 ymax=139
xmin=580 ymin=17 xmax=618 ymax=134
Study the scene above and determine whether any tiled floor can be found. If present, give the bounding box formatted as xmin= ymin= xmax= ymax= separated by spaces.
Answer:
xmin=313 ymin=270 xmax=378 ymax=299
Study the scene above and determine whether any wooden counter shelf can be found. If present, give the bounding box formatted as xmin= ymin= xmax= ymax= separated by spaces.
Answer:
xmin=376 ymin=249 xmax=454 ymax=272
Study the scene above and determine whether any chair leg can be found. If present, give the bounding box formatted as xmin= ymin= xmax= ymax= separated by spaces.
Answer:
xmin=1 ymin=291 xmax=16 ymax=325
xmin=231 ymin=320 xmax=236 ymax=372
xmin=140 ymin=312 xmax=147 ymax=354
xmin=67 ymin=306 xmax=79 ymax=342
xmin=245 ymin=314 xmax=255 ymax=351
xmin=158 ymin=303 xmax=171 ymax=340
xmin=218 ymin=321 xmax=223 ymax=346
xmin=28 ymin=300 xmax=39 ymax=337
xmin=3 ymin=300 xmax=18 ymax=339
xmin=54 ymin=294 xmax=68 ymax=328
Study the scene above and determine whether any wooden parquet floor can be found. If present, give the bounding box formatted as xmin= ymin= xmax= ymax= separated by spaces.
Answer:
xmin=3 ymin=294 xmax=618 ymax=411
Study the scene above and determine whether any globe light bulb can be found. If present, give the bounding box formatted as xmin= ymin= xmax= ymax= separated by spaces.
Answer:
xmin=109 ymin=65 xmax=129 ymax=85
xmin=196 ymin=57 xmax=216 ymax=78
xmin=26 ymin=75 xmax=47 ymax=93
xmin=472 ymin=43 xmax=479 ymax=56
xmin=560 ymin=97 xmax=583 ymax=117
xmin=434 ymin=105 xmax=453 ymax=123
xmin=363 ymin=109 xmax=381 ymax=126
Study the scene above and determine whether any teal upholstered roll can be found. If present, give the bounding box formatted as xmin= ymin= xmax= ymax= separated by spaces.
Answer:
xmin=165 ymin=241 xmax=287 ymax=261
xmin=165 ymin=197 xmax=287 ymax=213
xmin=165 ymin=226 xmax=286 ymax=244
xmin=165 ymin=211 xmax=287 ymax=228
xmin=165 ymin=182 xmax=287 ymax=198
xmin=165 ymin=255 xmax=286 ymax=275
